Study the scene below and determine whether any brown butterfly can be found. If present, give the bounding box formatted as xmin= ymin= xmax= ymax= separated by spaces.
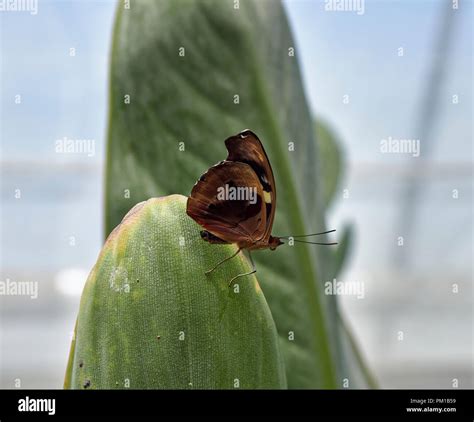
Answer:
xmin=186 ymin=129 xmax=336 ymax=284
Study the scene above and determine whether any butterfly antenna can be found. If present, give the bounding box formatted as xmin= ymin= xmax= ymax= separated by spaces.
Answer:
xmin=291 ymin=239 xmax=338 ymax=246
xmin=279 ymin=229 xmax=336 ymax=239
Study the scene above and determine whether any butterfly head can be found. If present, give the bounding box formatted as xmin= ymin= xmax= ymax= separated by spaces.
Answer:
xmin=268 ymin=236 xmax=284 ymax=251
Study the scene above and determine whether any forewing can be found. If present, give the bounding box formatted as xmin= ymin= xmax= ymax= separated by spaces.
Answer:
xmin=225 ymin=130 xmax=276 ymax=240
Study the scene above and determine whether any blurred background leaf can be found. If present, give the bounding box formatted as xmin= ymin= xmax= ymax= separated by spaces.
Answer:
xmin=65 ymin=195 xmax=286 ymax=389
xmin=105 ymin=0 xmax=373 ymax=388
xmin=316 ymin=119 xmax=343 ymax=209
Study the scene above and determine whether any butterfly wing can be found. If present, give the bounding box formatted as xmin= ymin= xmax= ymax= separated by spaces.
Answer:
xmin=224 ymin=130 xmax=276 ymax=241
xmin=186 ymin=161 xmax=267 ymax=245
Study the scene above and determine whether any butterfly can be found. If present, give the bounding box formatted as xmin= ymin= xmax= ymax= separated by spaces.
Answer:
xmin=186 ymin=129 xmax=337 ymax=285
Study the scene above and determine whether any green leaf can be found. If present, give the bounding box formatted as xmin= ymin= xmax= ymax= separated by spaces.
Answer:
xmin=65 ymin=195 xmax=286 ymax=389
xmin=104 ymin=0 xmax=371 ymax=388
xmin=332 ymin=224 xmax=353 ymax=277
xmin=63 ymin=320 xmax=77 ymax=389
xmin=316 ymin=119 xmax=344 ymax=208
xmin=339 ymin=316 xmax=378 ymax=389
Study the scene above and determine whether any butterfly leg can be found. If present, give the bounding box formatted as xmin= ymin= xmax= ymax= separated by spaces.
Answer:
xmin=228 ymin=252 xmax=257 ymax=287
xmin=228 ymin=270 xmax=256 ymax=287
xmin=205 ymin=247 xmax=241 ymax=275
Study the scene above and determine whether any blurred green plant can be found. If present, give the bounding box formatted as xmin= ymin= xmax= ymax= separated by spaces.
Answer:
xmin=317 ymin=119 xmax=343 ymax=209
xmin=67 ymin=0 xmax=375 ymax=389
xmin=65 ymin=196 xmax=286 ymax=389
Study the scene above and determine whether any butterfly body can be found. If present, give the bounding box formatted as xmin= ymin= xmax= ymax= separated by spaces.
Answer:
xmin=200 ymin=229 xmax=283 ymax=251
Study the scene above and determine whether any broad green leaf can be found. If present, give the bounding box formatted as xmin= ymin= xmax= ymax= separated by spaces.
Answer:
xmin=105 ymin=0 xmax=372 ymax=388
xmin=65 ymin=195 xmax=286 ymax=389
